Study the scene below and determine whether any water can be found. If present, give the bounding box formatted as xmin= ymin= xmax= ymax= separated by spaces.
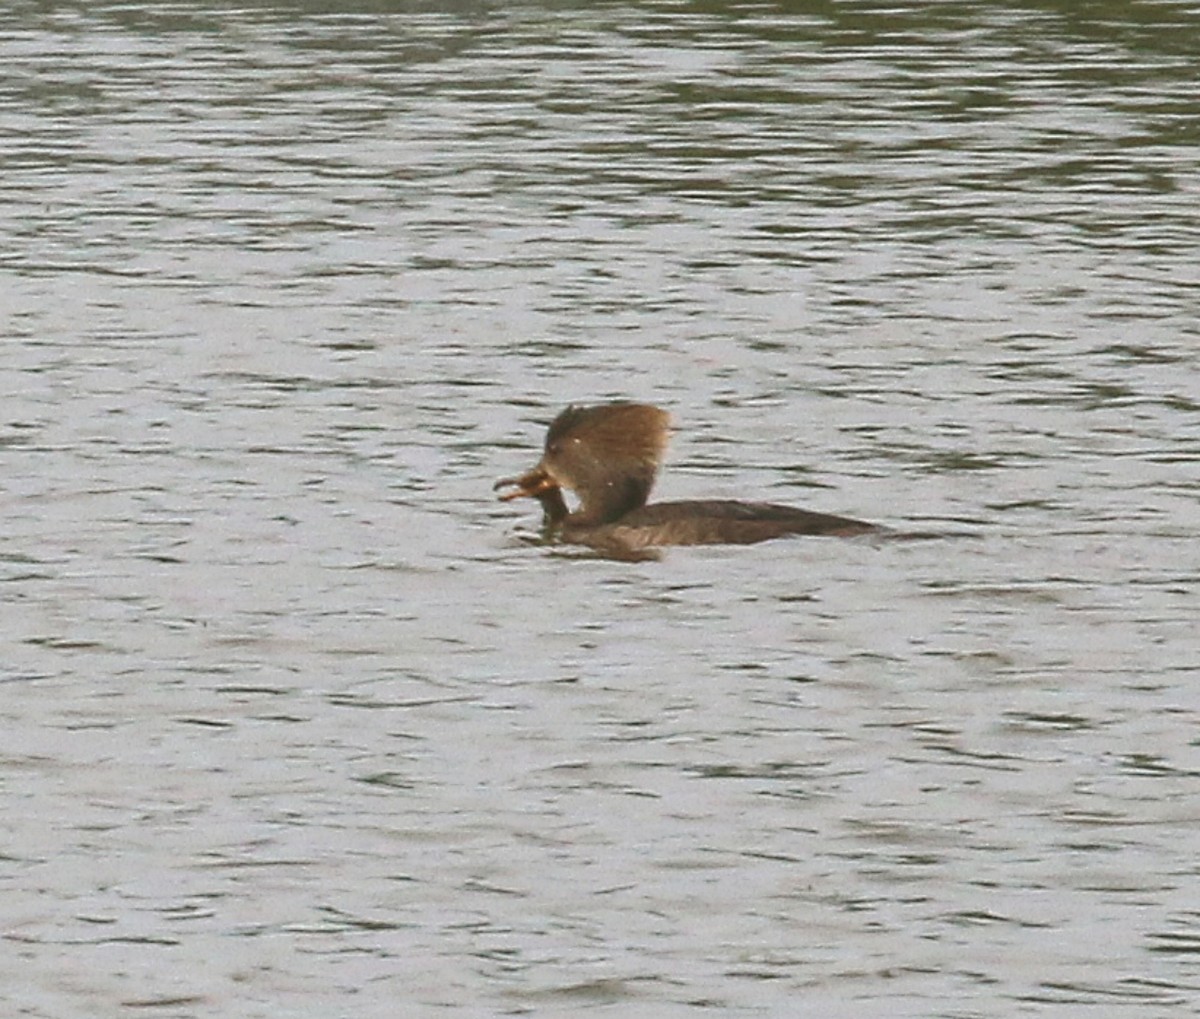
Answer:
xmin=2 ymin=2 xmax=1199 ymax=1016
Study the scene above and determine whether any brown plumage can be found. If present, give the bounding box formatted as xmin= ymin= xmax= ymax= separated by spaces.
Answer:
xmin=495 ymin=401 xmax=880 ymax=554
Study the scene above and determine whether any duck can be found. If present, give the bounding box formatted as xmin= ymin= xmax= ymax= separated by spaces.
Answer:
xmin=495 ymin=402 xmax=880 ymax=555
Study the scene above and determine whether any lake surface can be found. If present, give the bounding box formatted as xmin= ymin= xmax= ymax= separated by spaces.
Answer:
xmin=3 ymin=2 xmax=1199 ymax=1016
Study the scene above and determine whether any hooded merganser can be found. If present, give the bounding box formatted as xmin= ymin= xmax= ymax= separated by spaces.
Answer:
xmin=495 ymin=402 xmax=880 ymax=554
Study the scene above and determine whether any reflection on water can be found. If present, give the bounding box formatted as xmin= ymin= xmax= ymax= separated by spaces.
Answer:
xmin=2 ymin=2 xmax=1198 ymax=1016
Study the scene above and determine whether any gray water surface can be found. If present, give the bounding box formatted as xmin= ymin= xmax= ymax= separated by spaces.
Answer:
xmin=3 ymin=2 xmax=1199 ymax=1016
